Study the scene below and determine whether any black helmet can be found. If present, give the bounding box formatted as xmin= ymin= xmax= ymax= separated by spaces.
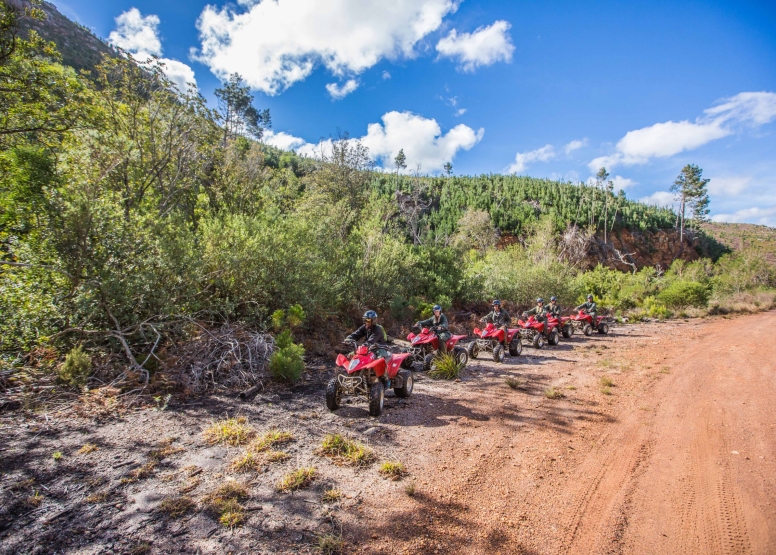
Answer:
xmin=537 ymin=298 xmax=544 ymax=304
xmin=363 ymin=310 xmax=378 ymax=320
xmin=550 ymin=296 xmax=557 ymax=302
xmin=587 ymin=294 xmax=593 ymax=300
xmin=492 ymin=299 xmax=501 ymax=306
xmin=433 ymin=304 xmax=442 ymax=311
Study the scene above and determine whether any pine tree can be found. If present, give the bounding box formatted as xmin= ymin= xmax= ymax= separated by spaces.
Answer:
xmin=394 ymin=149 xmax=407 ymax=172
xmin=670 ymin=164 xmax=710 ymax=250
xmin=443 ymin=161 xmax=453 ymax=176
xmin=214 ymin=73 xmax=271 ymax=145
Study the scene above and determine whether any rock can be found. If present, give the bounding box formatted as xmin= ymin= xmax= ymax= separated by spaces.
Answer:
xmin=363 ymin=427 xmax=380 ymax=435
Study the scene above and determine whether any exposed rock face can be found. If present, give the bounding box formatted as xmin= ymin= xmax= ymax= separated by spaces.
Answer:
xmin=583 ymin=228 xmax=700 ymax=272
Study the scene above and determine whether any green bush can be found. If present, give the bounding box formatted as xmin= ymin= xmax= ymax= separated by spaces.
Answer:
xmin=58 ymin=345 xmax=92 ymax=387
xmin=657 ymin=280 xmax=710 ymax=308
xmin=269 ymin=330 xmax=305 ymax=383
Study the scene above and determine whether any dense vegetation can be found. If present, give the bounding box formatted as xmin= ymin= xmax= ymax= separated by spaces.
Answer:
xmin=1 ymin=1 xmax=774 ymax=379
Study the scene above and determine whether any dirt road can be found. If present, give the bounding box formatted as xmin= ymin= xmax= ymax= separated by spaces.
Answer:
xmin=351 ymin=312 xmax=776 ymax=555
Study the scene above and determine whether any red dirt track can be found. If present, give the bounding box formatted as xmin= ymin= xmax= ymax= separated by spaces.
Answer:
xmin=352 ymin=312 xmax=776 ymax=555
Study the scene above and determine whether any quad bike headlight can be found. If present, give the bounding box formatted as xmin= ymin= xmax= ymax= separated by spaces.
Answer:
xmin=348 ymin=359 xmax=359 ymax=371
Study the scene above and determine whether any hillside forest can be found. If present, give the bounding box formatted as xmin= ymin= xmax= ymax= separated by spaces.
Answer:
xmin=1 ymin=1 xmax=775 ymax=391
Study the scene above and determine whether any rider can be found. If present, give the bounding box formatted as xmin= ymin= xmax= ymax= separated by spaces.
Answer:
xmin=548 ymin=296 xmax=562 ymax=318
xmin=345 ymin=310 xmax=389 ymax=360
xmin=523 ymin=298 xmax=549 ymax=326
xmin=481 ymin=299 xmax=511 ymax=348
xmin=575 ymin=295 xmax=598 ymax=329
xmin=416 ymin=304 xmax=451 ymax=354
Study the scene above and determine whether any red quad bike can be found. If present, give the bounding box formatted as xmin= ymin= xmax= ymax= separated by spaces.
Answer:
xmin=326 ymin=340 xmax=414 ymax=417
xmin=470 ymin=322 xmax=522 ymax=363
xmin=569 ymin=310 xmax=610 ymax=336
xmin=406 ymin=326 xmax=470 ymax=371
xmin=558 ymin=315 xmax=575 ymax=339
xmin=516 ymin=315 xmax=560 ymax=348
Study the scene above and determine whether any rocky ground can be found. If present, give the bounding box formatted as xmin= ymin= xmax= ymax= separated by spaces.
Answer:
xmin=1 ymin=312 xmax=774 ymax=554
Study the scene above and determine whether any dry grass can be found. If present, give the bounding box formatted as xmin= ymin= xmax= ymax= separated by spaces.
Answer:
xmin=318 ymin=434 xmax=375 ymax=467
xmin=600 ymin=386 xmax=612 ymax=395
xmin=317 ymin=532 xmax=345 ymax=555
xmin=266 ymin=450 xmax=290 ymax=463
xmin=277 ymin=467 xmax=316 ymax=492
xmin=121 ymin=460 xmax=158 ymax=484
xmin=158 ymin=496 xmax=195 ymax=518
xmin=544 ymin=387 xmax=564 ymax=399
xmin=203 ymin=481 xmax=249 ymax=527
xmin=322 ymin=488 xmax=343 ymax=503
xmin=505 ymin=376 xmax=524 ymax=390
xmin=379 ymin=461 xmax=407 ymax=481
xmin=203 ymin=417 xmax=255 ymax=446
xmin=229 ymin=451 xmax=264 ymax=473
xmin=249 ymin=429 xmax=294 ymax=452
xmin=25 ymin=492 xmax=43 ymax=508
xmin=85 ymin=490 xmax=110 ymax=504
xmin=77 ymin=444 xmax=98 ymax=455
xmin=659 ymin=366 xmax=671 ymax=374
xmin=599 ymin=375 xmax=614 ymax=387
xmin=149 ymin=438 xmax=184 ymax=460
xmin=179 ymin=476 xmax=201 ymax=494
xmin=404 ymin=481 xmax=417 ymax=497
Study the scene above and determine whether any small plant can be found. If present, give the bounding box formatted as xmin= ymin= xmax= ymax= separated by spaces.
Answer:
xmin=154 ymin=394 xmax=171 ymax=411
xmin=379 ymin=461 xmax=407 ymax=481
xmin=266 ymin=450 xmax=290 ymax=463
xmin=322 ymin=488 xmax=342 ymax=503
xmin=566 ymin=385 xmax=577 ymax=390
xmin=230 ymin=451 xmax=264 ymax=473
xmin=318 ymin=434 xmax=375 ymax=466
xmin=77 ymin=443 xmax=98 ymax=455
xmin=122 ymin=460 xmax=158 ymax=483
xmin=158 ymin=496 xmax=195 ymax=518
xmin=52 ymin=451 xmax=63 ymax=461
xmin=600 ymin=386 xmax=612 ymax=395
xmin=58 ymin=345 xmax=92 ymax=387
xmin=149 ymin=437 xmax=184 ymax=460
xmin=269 ymin=330 xmax=305 ymax=383
xmin=250 ymin=429 xmax=294 ymax=452
xmin=85 ymin=490 xmax=109 ymax=503
xmin=505 ymin=376 xmax=523 ymax=390
xmin=204 ymin=481 xmax=249 ymax=527
xmin=428 ymin=352 xmax=463 ymax=380
xmin=317 ymin=532 xmax=345 ymax=555
xmin=659 ymin=366 xmax=671 ymax=374
xmin=404 ymin=481 xmax=416 ymax=497
xmin=203 ymin=416 xmax=255 ymax=446
xmin=599 ymin=376 xmax=614 ymax=387
xmin=544 ymin=387 xmax=564 ymax=400
xmin=26 ymin=491 xmax=43 ymax=508
xmin=277 ymin=467 xmax=316 ymax=492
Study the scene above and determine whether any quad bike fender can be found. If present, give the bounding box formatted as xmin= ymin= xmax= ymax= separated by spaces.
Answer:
xmin=446 ymin=334 xmax=468 ymax=351
xmin=335 ymin=354 xmax=349 ymax=368
xmin=363 ymin=357 xmax=387 ymax=377
xmin=386 ymin=353 xmax=411 ymax=378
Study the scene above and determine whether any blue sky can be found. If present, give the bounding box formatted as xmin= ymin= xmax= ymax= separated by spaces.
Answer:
xmin=53 ymin=0 xmax=776 ymax=225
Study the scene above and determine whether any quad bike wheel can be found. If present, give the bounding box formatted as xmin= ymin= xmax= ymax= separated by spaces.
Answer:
xmin=325 ymin=377 xmax=342 ymax=411
xmin=548 ymin=329 xmax=560 ymax=346
xmin=493 ymin=344 xmax=506 ymax=363
xmin=401 ymin=355 xmax=414 ymax=369
xmin=467 ymin=342 xmax=479 ymax=359
xmin=369 ymin=381 xmax=385 ymax=417
xmin=532 ymin=334 xmax=545 ymax=349
xmin=453 ymin=346 xmax=469 ymax=367
xmin=583 ymin=324 xmax=593 ymax=336
xmin=598 ymin=322 xmax=610 ymax=335
xmin=394 ymin=369 xmax=414 ymax=398
xmin=562 ymin=324 xmax=573 ymax=339
xmin=423 ymin=353 xmax=435 ymax=371
xmin=509 ymin=337 xmax=522 ymax=356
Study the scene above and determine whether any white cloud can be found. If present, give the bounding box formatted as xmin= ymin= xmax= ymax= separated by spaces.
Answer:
xmin=382 ymin=71 xmax=391 ymax=80
xmin=194 ymin=0 xmax=458 ymax=95
xmin=325 ymin=79 xmax=360 ymax=100
xmin=707 ymin=176 xmax=752 ymax=197
xmin=454 ymin=108 xmax=467 ymax=117
xmin=589 ymin=91 xmax=776 ymax=171
xmin=268 ymin=111 xmax=483 ymax=174
xmin=564 ymin=138 xmax=588 ymax=154
xmin=505 ymin=145 xmax=555 ymax=174
xmin=712 ymin=206 xmax=776 ymax=227
xmin=109 ymin=8 xmax=197 ymax=91
xmin=639 ymin=191 xmax=678 ymax=209
xmin=436 ymin=20 xmax=514 ymax=71
xmin=611 ymin=175 xmax=637 ymax=191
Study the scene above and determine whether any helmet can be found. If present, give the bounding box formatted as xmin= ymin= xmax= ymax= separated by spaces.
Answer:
xmin=550 ymin=296 xmax=557 ymax=302
xmin=363 ymin=310 xmax=378 ymax=320
xmin=433 ymin=304 xmax=442 ymax=311
xmin=587 ymin=294 xmax=593 ymax=301
xmin=537 ymin=298 xmax=544 ymax=304
xmin=492 ymin=299 xmax=501 ymax=306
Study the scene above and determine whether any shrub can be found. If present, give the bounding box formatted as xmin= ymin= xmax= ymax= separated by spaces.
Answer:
xmin=58 ymin=345 xmax=91 ymax=387
xmin=269 ymin=330 xmax=305 ymax=383
xmin=428 ymin=352 xmax=462 ymax=380
xmin=657 ymin=280 xmax=710 ymax=308
xmin=317 ymin=532 xmax=345 ymax=555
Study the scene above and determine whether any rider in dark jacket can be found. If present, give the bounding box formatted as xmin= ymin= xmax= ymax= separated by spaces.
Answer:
xmin=481 ymin=300 xmax=511 ymax=347
xmin=416 ymin=305 xmax=450 ymax=353
xmin=548 ymin=296 xmax=562 ymax=318
xmin=523 ymin=298 xmax=549 ymax=324
xmin=346 ymin=310 xmax=389 ymax=359
xmin=575 ymin=295 xmax=598 ymax=328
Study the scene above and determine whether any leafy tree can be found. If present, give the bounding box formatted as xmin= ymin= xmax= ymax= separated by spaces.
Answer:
xmin=671 ymin=164 xmax=710 ymax=248
xmin=214 ymin=73 xmax=271 ymax=145
xmin=394 ymin=148 xmax=407 ymax=172
xmin=443 ymin=162 xmax=453 ymax=176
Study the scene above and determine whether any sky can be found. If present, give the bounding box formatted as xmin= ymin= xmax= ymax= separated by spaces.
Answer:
xmin=52 ymin=0 xmax=776 ymax=226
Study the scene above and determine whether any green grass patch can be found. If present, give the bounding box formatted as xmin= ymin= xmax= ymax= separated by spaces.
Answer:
xmin=378 ymin=461 xmax=407 ymax=481
xmin=203 ymin=481 xmax=249 ymax=527
xmin=250 ymin=429 xmax=294 ymax=452
xmin=318 ymin=434 xmax=375 ymax=467
xmin=277 ymin=468 xmax=316 ymax=492
xmin=322 ymin=488 xmax=342 ymax=503
xmin=428 ymin=352 xmax=463 ymax=380
xmin=203 ymin=417 xmax=255 ymax=446
xmin=505 ymin=376 xmax=524 ymax=389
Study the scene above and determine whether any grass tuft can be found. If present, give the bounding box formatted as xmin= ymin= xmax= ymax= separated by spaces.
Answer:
xmin=85 ymin=490 xmax=110 ymax=504
xmin=77 ymin=444 xmax=98 ymax=455
xmin=599 ymin=375 xmax=614 ymax=387
xmin=26 ymin=492 xmax=43 ymax=508
xmin=600 ymin=386 xmax=612 ymax=395
xmin=52 ymin=451 xmax=63 ymax=461
xmin=121 ymin=460 xmax=158 ymax=483
xmin=544 ymin=387 xmax=564 ymax=399
xmin=266 ymin=450 xmax=290 ymax=463
xmin=322 ymin=488 xmax=342 ymax=503
xmin=277 ymin=467 xmax=316 ymax=493
xmin=249 ymin=429 xmax=294 ymax=452
xmin=428 ymin=352 xmax=463 ymax=380
xmin=505 ymin=376 xmax=524 ymax=390
xmin=229 ymin=451 xmax=264 ymax=473
xmin=203 ymin=481 xmax=249 ymax=527
xmin=404 ymin=481 xmax=417 ymax=497
xmin=379 ymin=461 xmax=407 ymax=481
xmin=203 ymin=417 xmax=255 ymax=446
xmin=318 ymin=434 xmax=375 ymax=467
xmin=158 ymin=496 xmax=195 ymax=518
xmin=317 ymin=532 xmax=345 ymax=555
xmin=149 ymin=437 xmax=184 ymax=460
